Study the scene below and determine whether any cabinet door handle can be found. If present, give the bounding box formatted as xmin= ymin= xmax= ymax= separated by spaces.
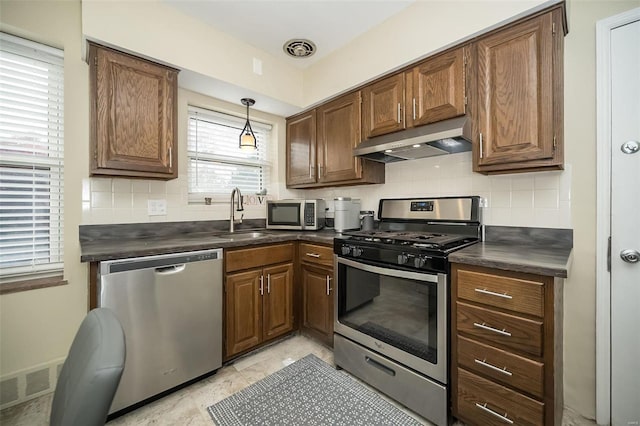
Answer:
xmin=259 ymin=275 xmax=264 ymax=296
xmin=397 ymin=102 xmax=402 ymax=123
xmin=267 ymin=274 xmax=271 ymax=294
xmin=326 ymin=276 xmax=332 ymax=295
xmin=479 ymin=132 xmax=484 ymax=159
xmin=473 ymin=322 xmax=511 ymax=337
xmin=474 ymin=288 xmax=512 ymax=299
xmin=168 ymin=146 xmax=173 ymax=168
xmin=474 ymin=358 xmax=513 ymax=376
xmin=412 ymin=98 xmax=416 ymax=120
xmin=474 ymin=403 xmax=514 ymax=424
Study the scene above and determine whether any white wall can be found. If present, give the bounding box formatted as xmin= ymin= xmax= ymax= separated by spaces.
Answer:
xmin=0 ymin=0 xmax=89 ymax=405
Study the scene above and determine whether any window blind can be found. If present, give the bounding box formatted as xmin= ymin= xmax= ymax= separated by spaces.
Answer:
xmin=0 ymin=32 xmax=64 ymax=283
xmin=187 ymin=105 xmax=271 ymax=200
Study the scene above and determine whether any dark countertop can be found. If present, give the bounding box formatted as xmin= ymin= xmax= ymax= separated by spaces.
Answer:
xmin=81 ymin=222 xmax=572 ymax=278
xmin=80 ymin=229 xmax=338 ymax=262
xmin=449 ymin=242 xmax=572 ymax=278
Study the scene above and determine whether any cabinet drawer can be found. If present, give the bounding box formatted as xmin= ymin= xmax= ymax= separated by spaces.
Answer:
xmin=457 ymin=302 xmax=543 ymax=356
xmin=457 ymin=336 xmax=544 ymax=398
xmin=299 ymin=243 xmax=334 ymax=267
xmin=457 ymin=368 xmax=544 ymax=426
xmin=226 ymin=243 xmax=294 ymax=273
xmin=457 ymin=269 xmax=544 ymax=317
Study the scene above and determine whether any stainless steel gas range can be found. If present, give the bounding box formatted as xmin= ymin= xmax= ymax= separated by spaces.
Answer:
xmin=333 ymin=196 xmax=482 ymax=426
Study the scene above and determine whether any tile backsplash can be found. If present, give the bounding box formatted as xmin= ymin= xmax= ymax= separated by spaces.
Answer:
xmin=83 ymin=152 xmax=571 ymax=229
xmin=292 ymin=152 xmax=572 ymax=229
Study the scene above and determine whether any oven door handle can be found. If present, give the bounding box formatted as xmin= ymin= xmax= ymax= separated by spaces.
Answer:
xmin=337 ymin=257 xmax=439 ymax=283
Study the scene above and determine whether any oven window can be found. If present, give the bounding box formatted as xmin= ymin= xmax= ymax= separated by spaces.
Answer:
xmin=337 ymin=262 xmax=439 ymax=364
xmin=268 ymin=203 xmax=300 ymax=225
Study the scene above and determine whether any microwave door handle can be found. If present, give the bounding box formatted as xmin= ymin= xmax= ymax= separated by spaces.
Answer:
xmin=300 ymin=202 xmax=305 ymax=230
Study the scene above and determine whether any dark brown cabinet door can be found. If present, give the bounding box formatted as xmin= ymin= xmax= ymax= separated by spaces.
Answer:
xmin=286 ymin=110 xmax=317 ymax=186
xmin=89 ymin=42 xmax=178 ymax=179
xmin=301 ymin=264 xmax=334 ymax=346
xmin=263 ymin=263 xmax=294 ymax=339
xmin=317 ymin=91 xmax=363 ymax=183
xmin=225 ymin=269 xmax=262 ymax=358
xmin=473 ymin=10 xmax=563 ymax=173
xmin=362 ymin=73 xmax=405 ymax=139
xmin=406 ymin=47 xmax=466 ymax=128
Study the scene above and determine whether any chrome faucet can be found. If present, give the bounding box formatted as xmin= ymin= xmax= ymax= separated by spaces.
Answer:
xmin=229 ymin=187 xmax=244 ymax=232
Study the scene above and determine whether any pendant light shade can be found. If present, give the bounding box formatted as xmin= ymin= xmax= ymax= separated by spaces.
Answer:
xmin=239 ymin=98 xmax=257 ymax=150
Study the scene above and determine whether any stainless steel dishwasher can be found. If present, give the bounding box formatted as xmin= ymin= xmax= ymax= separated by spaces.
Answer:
xmin=98 ymin=248 xmax=223 ymax=414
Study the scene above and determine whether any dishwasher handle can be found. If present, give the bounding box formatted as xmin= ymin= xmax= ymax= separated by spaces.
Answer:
xmin=155 ymin=264 xmax=186 ymax=275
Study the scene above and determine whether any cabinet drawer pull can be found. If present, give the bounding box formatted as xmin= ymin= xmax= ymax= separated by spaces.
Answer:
xmin=474 ymin=402 xmax=514 ymax=424
xmin=473 ymin=322 xmax=512 ymax=337
xmin=306 ymin=253 xmax=321 ymax=258
xmin=474 ymin=358 xmax=513 ymax=376
xmin=326 ymin=275 xmax=332 ymax=296
xmin=474 ymin=288 xmax=513 ymax=299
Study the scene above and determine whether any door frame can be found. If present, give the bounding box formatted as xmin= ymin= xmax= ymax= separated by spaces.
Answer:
xmin=595 ymin=7 xmax=640 ymax=425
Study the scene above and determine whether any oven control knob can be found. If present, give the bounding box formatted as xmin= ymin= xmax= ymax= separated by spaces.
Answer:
xmin=353 ymin=247 xmax=363 ymax=257
xmin=341 ymin=246 xmax=352 ymax=256
xmin=414 ymin=257 xmax=426 ymax=268
xmin=397 ymin=254 xmax=408 ymax=265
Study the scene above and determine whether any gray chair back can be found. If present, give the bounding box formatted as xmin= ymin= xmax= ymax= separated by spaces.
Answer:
xmin=50 ymin=308 xmax=126 ymax=426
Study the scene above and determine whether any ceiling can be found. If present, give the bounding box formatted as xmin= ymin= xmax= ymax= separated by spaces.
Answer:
xmin=162 ymin=0 xmax=415 ymax=69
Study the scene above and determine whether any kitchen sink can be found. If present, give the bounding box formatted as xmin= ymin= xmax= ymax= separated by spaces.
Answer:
xmin=219 ymin=231 xmax=271 ymax=241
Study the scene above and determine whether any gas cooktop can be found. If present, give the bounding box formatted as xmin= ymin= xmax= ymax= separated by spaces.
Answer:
xmin=341 ymin=230 xmax=474 ymax=250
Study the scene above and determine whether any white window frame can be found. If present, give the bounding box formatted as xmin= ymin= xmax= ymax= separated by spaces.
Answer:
xmin=187 ymin=105 xmax=271 ymax=203
xmin=0 ymin=32 xmax=64 ymax=286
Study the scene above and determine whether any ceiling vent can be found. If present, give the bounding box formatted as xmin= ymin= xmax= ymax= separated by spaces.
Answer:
xmin=283 ymin=39 xmax=316 ymax=58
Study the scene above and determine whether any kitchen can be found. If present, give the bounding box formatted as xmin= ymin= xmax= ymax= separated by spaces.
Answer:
xmin=0 ymin=0 xmax=638 ymax=425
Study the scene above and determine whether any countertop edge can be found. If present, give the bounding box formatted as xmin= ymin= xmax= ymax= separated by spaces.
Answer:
xmin=80 ymin=232 xmax=336 ymax=263
xmin=449 ymin=243 xmax=572 ymax=278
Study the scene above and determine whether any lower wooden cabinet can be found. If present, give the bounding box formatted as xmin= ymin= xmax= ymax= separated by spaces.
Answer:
xmin=224 ymin=244 xmax=294 ymax=358
xmin=299 ymin=243 xmax=334 ymax=347
xmin=451 ymin=263 xmax=563 ymax=426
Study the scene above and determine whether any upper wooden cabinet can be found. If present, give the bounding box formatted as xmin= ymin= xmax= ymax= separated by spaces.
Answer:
xmin=286 ymin=110 xmax=317 ymax=186
xmin=405 ymin=47 xmax=467 ymax=128
xmin=362 ymin=73 xmax=406 ymax=139
xmin=89 ymin=42 xmax=179 ymax=179
xmin=286 ymin=91 xmax=384 ymax=188
xmin=471 ymin=8 xmax=565 ymax=174
xmin=361 ymin=47 xmax=466 ymax=140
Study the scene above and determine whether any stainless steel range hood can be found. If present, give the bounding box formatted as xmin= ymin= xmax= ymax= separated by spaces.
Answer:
xmin=353 ymin=115 xmax=472 ymax=163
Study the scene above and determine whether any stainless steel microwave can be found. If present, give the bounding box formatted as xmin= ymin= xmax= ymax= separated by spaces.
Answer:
xmin=266 ymin=199 xmax=326 ymax=230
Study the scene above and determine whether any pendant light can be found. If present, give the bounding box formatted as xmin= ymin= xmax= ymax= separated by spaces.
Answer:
xmin=239 ymin=98 xmax=257 ymax=150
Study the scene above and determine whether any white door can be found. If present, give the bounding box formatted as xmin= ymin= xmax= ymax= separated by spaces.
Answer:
xmin=610 ymin=17 xmax=640 ymax=426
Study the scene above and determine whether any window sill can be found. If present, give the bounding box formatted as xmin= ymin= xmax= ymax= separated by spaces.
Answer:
xmin=0 ymin=276 xmax=67 ymax=295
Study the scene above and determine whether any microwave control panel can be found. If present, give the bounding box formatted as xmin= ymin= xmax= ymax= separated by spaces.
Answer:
xmin=304 ymin=203 xmax=315 ymax=226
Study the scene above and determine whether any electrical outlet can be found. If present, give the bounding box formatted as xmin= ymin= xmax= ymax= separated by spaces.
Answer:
xmin=148 ymin=199 xmax=167 ymax=216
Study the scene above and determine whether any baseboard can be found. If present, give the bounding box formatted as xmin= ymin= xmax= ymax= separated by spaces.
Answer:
xmin=0 ymin=358 xmax=65 ymax=410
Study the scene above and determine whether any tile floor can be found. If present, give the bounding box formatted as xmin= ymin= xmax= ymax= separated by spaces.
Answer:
xmin=1 ymin=333 xmax=596 ymax=425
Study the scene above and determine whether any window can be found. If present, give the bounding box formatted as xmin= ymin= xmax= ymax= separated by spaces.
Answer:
xmin=0 ymin=32 xmax=64 ymax=286
xmin=187 ymin=105 xmax=271 ymax=200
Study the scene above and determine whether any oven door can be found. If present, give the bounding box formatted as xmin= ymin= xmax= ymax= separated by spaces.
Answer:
xmin=334 ymin=256 xmax=447 ymax=384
